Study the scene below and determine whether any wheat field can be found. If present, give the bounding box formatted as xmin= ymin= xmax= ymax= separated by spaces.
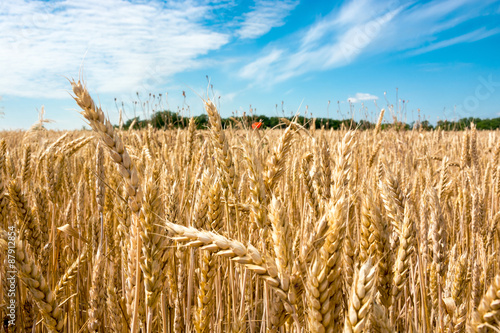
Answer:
xmin=0 ymin=80 xmax=499 ymax=333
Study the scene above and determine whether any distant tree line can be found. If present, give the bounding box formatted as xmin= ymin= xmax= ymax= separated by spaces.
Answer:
xmin=433 ymin=117 xmax=500 ymax=130
xmin=121 ymin=110 xmax=500 ymax=131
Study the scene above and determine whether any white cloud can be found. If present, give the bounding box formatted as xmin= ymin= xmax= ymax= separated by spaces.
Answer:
xmin=236 ymin=0 xmax=298 ymax=39
xmin=376 ymin=0 xmax=500 ymax=54
xmin=208 ymin=88 xmax=238 ymax=103
xmin=238 ymin=0 xmax=500 ymax=85
xmin=240 ymin=49 xmax=284 ymax=80
xmin=408 ymin=27 xmax=500 ymax=55
xmin=301 ymin=0 xmax=394 ymax=48
xmin=240 ymin=1 xmax=402 ymax=83
xmin=223 ymin=92 xmax=237 ymax=102
xmin=348 ymin=93 xmax=379 ymax=103
xmin=0 ymin=0 xmax=230 ymax=98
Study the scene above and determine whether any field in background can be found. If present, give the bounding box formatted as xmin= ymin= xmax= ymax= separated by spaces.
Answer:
xmin=1 ymin=91 xmax=500 ymax=332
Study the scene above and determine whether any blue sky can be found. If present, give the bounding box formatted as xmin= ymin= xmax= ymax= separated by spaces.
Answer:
xmin=1 ymin=0 xmax=500 ymax=130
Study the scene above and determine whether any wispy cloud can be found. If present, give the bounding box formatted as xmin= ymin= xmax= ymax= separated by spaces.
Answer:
xmin=348 ymin=92 xmax=379 ymax=103
xmin=0 ymin=0 xmax=230 ymax=98
xmin=239 ymin=0 xmax=500 ymax=84
xmin=408 ymin=27 xmax=500 ymax=55
xmin=240 ymin=49 xmax=284 ymax=80
xmin=240 ymin=0 xmax=404 ymax=83
xmin=236 ymin=0 xmax=298 ymax=39
xmin=378 ymin=0 xmax=500 ymax=53
xmin=301 ymin=0 xmax=397 ymax=47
